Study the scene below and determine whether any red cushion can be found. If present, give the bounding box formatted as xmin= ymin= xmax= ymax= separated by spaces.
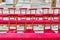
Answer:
xmin=24 ymin=29 xmax=35 ymax=33
xmin=44 ymin=29 xmax=55 ymax=33
xmin=7 ymin=29 xmax=17 ymax=33
xmin=58 ymin=29 xmax=60 ymax=33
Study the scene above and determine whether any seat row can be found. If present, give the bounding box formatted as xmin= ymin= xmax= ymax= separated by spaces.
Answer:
xmin=0 ymin=20 xmax=59 ymax=24
xmin=0 ymin=14 xmax=59 ymax=17
xmin=0 ymin=8 xmax=60 ymax=14
xmin=2 ymin=29 xmax=60 ymax=33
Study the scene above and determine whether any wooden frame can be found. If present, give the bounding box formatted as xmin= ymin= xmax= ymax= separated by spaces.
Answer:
xmin=0 ymin=8 xmax=59 ymax=33
xmin=42 ymin=8 xmax=50 ymax=20
xmin=29 ymin=8 xmax=37 ymax=20
xmin=0 ymin=8 xmax=3 ymax=20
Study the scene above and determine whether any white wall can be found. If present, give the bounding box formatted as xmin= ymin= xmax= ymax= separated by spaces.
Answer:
xmin=5 ymin=0 xmax=14 ymax=4
xmin=56 ymin=0 xmax=60 ymax=7
xmin=16 ymin=0 xmax=52 ymax=8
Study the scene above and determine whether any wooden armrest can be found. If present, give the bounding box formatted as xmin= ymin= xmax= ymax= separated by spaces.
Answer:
xmin=29 ymin=8 xmax=37 ymax=10
xmin=8 ymin=8 xmax=16 ymax=10
xmin=19 ymin=8 xmax=27 ymax=10
xmin=0 ymin=8 xmax=3 ymax=10
xmin=42 ymin=8 xmax=50 ymax=9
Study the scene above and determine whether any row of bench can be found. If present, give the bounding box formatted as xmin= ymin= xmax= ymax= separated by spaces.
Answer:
xmin=0 ymin=8 xmax=59 ymax=33
xmin=0 ymin=20 xmax=59 ymax=24
xmin=0 ymin=14 xmax=59 ymax=17
xmin=0 ymin=8 xmax=60 ymax=14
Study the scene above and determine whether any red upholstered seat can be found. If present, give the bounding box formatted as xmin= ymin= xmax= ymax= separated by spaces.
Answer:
xmin=58 ymin=29 xmax=60 ymax=33
xmin=0 ymin=14 xmax=59 ymax=17
xmin=8 ymin=8 xmax=16 ymax=10
xmin=44 ymin=29 xmax=55 ymax=33
xmin=24 ymin=29 xmax=35 ymax=33
xmin=7 ymin=29 xmax=17 ymax=33
xmin=0 ymin=20 xmax=59 ymax=24
xmin=19 ymin=8 xmax=27 ymax=10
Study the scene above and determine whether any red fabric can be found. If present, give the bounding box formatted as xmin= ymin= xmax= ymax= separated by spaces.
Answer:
xmin=7 ymin=29 xmax=17 ymax=33
xmin=8 ymin=8 xmax=16 ymax=10
xmin=24 ymin=29 xmax=35 ymax=33
xmin=58 ymin=29 xmax=60 ymax=33
xmin=0 ymin=14 xmax=59 ymax=17
xmin=0 ymin=20 xmax=59 ymax=24
xmin=44 ymin=29 xmax=55 ymax=33
xmin=0 ymin=33 xmax=60 ymax=40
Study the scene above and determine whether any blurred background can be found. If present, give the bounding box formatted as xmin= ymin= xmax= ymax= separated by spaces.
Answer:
xmin=0 ymin=0 xmax=59 ymax=8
